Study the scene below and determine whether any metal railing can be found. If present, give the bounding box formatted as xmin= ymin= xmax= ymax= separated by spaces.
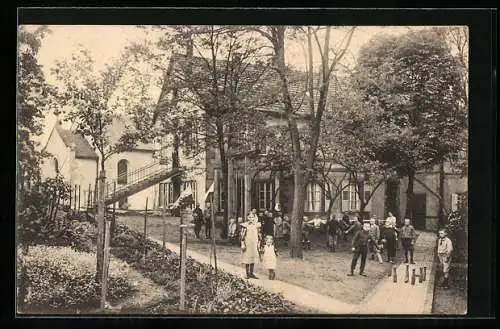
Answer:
xmin=102 ymin=158 xmax=183 ymax=204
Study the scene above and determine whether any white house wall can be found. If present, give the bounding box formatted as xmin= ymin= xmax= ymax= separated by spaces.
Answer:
xmin=40 ymin=128 xmax=72 ymax=182
xmin=105 ymin=150 xmax=157 ymax=210
xmin=70 ymin=158 xmax=98 ymax=192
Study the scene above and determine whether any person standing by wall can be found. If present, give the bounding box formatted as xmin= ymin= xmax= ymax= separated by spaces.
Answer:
xmin=437 ymin=228 xmax=453 ymax=288
xmin=193 ymin=203 xmax=203 ymax=239
xmin=400 ymin=218 xmax=417 ymax=264
xmin=347 ymin=223 xmax=373 ymax=276
xmin=240 ymin=213 xmax=262 ymax=279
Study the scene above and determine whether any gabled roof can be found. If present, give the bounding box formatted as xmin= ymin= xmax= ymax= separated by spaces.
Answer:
xmin=54 ymin=125 xmax=99 ymax=160
xmin=155 ymin=53 xmax=337 ymax=122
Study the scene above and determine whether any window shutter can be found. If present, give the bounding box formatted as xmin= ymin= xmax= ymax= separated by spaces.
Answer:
xmin=342 ymin=190 xmax=349 ymax=211
xmin=451 ymin=193 xmax=458 ymax=212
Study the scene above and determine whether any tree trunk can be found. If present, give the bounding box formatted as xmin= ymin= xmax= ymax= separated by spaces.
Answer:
xmin=172 ymin=133 xmax=181 ymax=217
xmin=404 ymin=171 xmax=415 ymax=220
xmin=438 ymin=160 xmax=445 ymax=227
xmin=290 ymin=164 xmax=306 ymax=259
xmin=220 ymin=157 xmax=229 ymax=239
xmin=96 ymin=169 xmax=106 ymax=283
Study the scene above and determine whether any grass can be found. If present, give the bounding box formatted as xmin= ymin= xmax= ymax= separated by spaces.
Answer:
xmin=431 ymin=263 xmax=468 ymax=315
xmin=117 ymin=215 xmax=404 ymax=305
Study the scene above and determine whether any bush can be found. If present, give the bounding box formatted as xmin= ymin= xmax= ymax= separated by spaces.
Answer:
xmin=18 ymin=245 xmax=136 ymax=312
xmin=109 ymin=225 xmax=295 ymax=314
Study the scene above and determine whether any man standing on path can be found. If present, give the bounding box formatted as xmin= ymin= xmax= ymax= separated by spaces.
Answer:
xmin=400 ymin=218 xmax=417 ymax=264
xmin=437 ymin=228 xmax=453 ymax=289
xmin=193 ymin=203 xmax=203 ymax=239
xmin=347 ymin=223 xmax=373 ymax=277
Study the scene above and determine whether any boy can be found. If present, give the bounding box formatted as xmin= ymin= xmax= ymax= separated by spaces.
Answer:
xmin=368 ymin=216 xmax=381 ymax=261
xmin=282 ymin=216 xmax=291 ymax=246
xmin=326 ymin=214 xmax=341 ymax=252
xmin=400 ymin=218 xmax=417 ymax=264
xmin=347 ymin=222 xmax=372 ymax=276
xmin=437 ymin=228 xmax=453 ymax=288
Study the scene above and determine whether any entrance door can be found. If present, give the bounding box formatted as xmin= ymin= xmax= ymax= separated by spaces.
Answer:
xmin=411 ymin=193 xmax=427 ymax=230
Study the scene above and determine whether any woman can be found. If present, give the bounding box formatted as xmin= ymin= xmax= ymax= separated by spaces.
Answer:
xmin=240 ymin=212 xmax=262 ymax=279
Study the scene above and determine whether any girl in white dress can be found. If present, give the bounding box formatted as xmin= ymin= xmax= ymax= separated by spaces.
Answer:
xmin=240 ymin=213 xmax=262 ymax=279
xmin=262 ymin=235 xmax=278 ymax=280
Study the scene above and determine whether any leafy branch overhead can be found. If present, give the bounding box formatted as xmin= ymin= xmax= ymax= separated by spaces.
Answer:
xmin=51 ymin=48 xmax=157 ymax=169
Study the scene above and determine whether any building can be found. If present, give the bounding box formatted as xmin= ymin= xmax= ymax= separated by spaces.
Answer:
xmin=154 ymin=53 xmax=467 ymax=231
xmin=40 ymin=118 xmax=159 ymax=210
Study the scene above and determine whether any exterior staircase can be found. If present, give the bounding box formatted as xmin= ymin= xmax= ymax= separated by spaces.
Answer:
xmin=103 ymin=159 xmax=184 ymax=206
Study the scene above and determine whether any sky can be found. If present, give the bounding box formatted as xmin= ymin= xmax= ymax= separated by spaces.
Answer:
xmin=27 ymin=25 xmax=431 ymax=146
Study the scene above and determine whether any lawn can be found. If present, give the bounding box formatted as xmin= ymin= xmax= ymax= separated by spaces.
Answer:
xmin=431 ymin=263 xmax=468 ymax=315
xmin=117 ymin=215 xmax=404 ymax=304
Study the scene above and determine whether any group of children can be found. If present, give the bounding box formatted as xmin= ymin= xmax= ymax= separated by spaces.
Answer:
xmin=227 ymin=207 xmax=454 ymax=288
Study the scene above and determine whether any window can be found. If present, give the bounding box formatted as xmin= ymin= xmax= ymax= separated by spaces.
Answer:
xmin=117 ymin=160 xmax=128 ymax=184
xmin=341 ymin=183 xmax=372 ymax=211
xmin=53 ymin=158 xmax=59 ymax=174
xmin=182 ymin=181 xmax=197 ymax=210
xmin=258 ymin=181 xmax=273 ymax=210
xmin=218 ymin=180 xmax=225 ymax=212
xmin=159 ymin=183 xmax=175 ymax=207
xmin=451 ymin=193 xmax=459 ymax=212
xmin=305 ymin=183 xmax=322 ymax=212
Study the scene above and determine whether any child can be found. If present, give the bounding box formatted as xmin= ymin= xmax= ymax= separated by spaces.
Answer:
xmin=228 ymin=217 xmax=239 ymax=245
xmin=301 ymin=217 xmax=312 ymax=250
xmin=437 ymin=228 xmax=453 ymax=288
xmin=368 ymin=216 xmax=382 ymax=263
xmin=261 ymin=235 xmax=278 ymax=280
xmin=400 ymin=218 xmax=417 ymax=264
xmin=347 ymin=223 xmax=373 ymax=276
xmin=282 ymin=216 xmax=291 ymax=246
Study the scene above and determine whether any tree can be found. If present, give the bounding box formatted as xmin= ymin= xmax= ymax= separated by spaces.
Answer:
xmin=140 ymin=26 xmax=273 ymax=237
xmin=251 ymin=26 xmax=356 ymax=258
xmin=52 ymin=48 xmax=152 ymax=282
xmin=17 ymin=25 xmax=56 ymax=192
xmin=353 ymin=30 xmax=466 ymax=220
xmin=17 ymin=25 xmax=61 ymax=308
xmin=319 ymin=78 xmax=397 ymax=219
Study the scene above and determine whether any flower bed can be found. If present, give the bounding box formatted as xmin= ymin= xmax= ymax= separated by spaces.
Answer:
xmin=18 ymin=245 xmax=136 ymax=313
xmin=110 ymin=225 xmax=295 ymax=314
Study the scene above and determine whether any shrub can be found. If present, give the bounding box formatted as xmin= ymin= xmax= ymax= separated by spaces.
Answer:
xmin=18 ymin=245 xmax=136 ymax=312
xmin=110 ymin=225 xmax=295 ymax=314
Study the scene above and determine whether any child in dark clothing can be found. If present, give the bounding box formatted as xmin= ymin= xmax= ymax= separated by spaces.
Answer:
xmin=347 ymin=223 xmax=373 ymax=276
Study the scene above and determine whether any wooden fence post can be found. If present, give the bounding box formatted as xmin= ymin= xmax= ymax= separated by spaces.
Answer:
xmin=162 ymin=187 xmax=166 ymax=248
xmin=143 ymin=198 xmax=148 ymax=263
xmin=179 ymin=224 xmax=187 ymax=311
xmin=78 ymin=185 xmax=81 ymax=212
xmin=74 ymin=184 xmax=77 ymax=211
xmin=100 ymin=215 xmax=111 ymax=310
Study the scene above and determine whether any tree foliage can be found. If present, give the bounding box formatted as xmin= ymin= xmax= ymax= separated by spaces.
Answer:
xmin=353 ymin=30 xmax=466 ymax=217
xmin=17 ymin=26 xmax=56 ymax=190
xmin=52 ymin=48 xmax=152 ymax=172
